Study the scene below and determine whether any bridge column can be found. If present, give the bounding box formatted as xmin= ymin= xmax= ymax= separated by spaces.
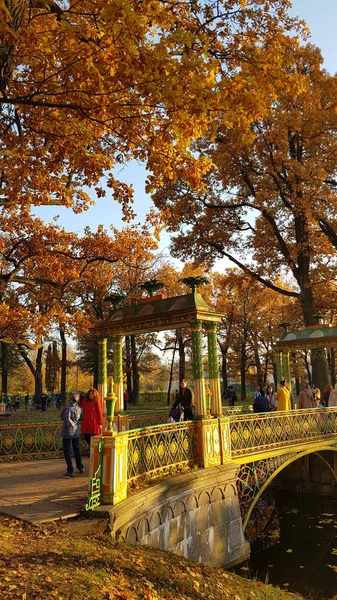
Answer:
xmin=191 ymin=320 xmax=207 ymax=417
xmin=113 ymin=336 xmax=124 ymax=414
xmin=282 ymin=351 xmax=291 ymax=391
xmin=206 ymin=322 xmax=222 ymax=416
xmin=275 ymin=351 xmax=283 ymax=387
xmin=98 ymin=337 xmax=107 ymax=411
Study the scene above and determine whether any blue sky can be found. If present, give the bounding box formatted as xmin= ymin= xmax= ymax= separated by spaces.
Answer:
xmin=34 ymin=1 xmax=337 ymax=260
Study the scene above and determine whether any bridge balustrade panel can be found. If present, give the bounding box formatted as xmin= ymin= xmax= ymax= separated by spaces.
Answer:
xmin=127 ymin=421 xmax=198 ymax=484
xmin=223 ymin=408 xmax=337 ymax=461
xmin=0 ymin=421 xmax=89 ymax=460
xmin=127 ymin=409 xmax=169 ymax=430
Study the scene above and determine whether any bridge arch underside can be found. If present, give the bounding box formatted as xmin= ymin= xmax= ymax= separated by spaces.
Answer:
xmin=237 ymin=442 xmax=337 ymax=530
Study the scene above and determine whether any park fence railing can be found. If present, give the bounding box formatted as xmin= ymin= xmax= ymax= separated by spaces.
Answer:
xmin=0 ymin=409 xmax=170 ymax=461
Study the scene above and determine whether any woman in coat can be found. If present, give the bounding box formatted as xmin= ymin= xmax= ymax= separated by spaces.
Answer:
xmin=80 ymin=388 xmax=103 ymax=446
xmin=298 ymin=383 xmax=316 ymax=409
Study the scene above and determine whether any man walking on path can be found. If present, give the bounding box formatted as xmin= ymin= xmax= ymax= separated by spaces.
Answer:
xmin=61 ymin=391 xmax=84 ymax=478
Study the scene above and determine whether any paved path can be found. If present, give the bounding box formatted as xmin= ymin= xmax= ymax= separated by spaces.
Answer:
xmin=0 ymin=457 xmax=90 ymax=524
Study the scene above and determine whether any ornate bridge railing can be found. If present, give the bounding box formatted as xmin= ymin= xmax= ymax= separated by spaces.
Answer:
xmin=127 ymin=409 xmax=169 ymax=430
xmin=127 ymin=421 xmax=198 ymax=484
xmin=221 ymin=407 xmax=337 ymax=463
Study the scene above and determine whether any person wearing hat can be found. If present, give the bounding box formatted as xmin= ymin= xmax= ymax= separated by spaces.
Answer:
xmin=60 ymin=391 xmax=84 ymax=478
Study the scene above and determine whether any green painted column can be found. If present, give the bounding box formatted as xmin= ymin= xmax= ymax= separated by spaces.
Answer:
xmin=282 ymin=350 xmax=291 ymax=392
xmin=191 ymin=320 xmax=207 ymax=417
xmin=275 ymin=351 xmax=283 ymax=386
xmin=98 ymin=337 xmax=107 ymax=410
xmin=113 ymin=336 xmax=124 ymax=413
xmin=206 ymin=322 xmax=222 ymax=416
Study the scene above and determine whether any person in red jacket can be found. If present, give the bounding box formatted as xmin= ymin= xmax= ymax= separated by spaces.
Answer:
xmin=80 ymin=388 xmax=103 ymax=446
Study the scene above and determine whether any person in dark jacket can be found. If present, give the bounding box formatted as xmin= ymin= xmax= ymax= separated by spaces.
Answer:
xmin=172 ymin=379 xmax=194 ymax=420
xmin=61 ymin=391 xmax=84 ymax=478
xmin=253 ymin=388 xmax=271 ymax=413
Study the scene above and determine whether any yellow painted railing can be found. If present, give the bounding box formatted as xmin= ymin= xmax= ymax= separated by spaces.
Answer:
xmin=89 ymin=408 xmax=337 ymax=506
xmin=221 ymin=407 xmax=337 ymax=463
xmin=127 ymin=421 xmax=198 ymax=484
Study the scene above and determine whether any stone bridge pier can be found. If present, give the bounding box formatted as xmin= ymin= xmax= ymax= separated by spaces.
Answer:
xmin=100 ymin=464 xmax=250 ymax=569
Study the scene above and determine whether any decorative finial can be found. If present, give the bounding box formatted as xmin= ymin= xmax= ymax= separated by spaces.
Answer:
xmin=139 ymin=279 xmax=165 ymax=297
xmin=179 ymin=276 xmax=209 ymax=293
xmin=104 ymin=294 xmax=125 ymax=308
xmin=278 ymin=322 xmax=291 ymax=332
xmin=312 ymin=314 xmax=324 ymax=325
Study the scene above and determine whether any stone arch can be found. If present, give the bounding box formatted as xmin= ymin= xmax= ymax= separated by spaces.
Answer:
xmin=224 ymin=482 xmax=236 ymax=499
xmin=210 ymin=486 xmax=225 ymax=502
xmin=173 ymin=499 xmax=187 ymax=517
xmin=198 ymin=490 xmax=211 ymax=506
xmin=137 ymin=517 xmax=151 ymax=536
xmin=161 ymin=505 xmax=174 ymax=522
xmin=149 ymin=511 xmax=162 ymax=531
xmin=125 ymin=526 xmax=138 ymax=543
xmin=242 ymin=443 xmax=337 ymax=531
xmin=186 ymin=494 xmax=198 ymax=511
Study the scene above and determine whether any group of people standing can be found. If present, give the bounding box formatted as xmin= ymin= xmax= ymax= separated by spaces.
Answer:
xmin=253 ymin=383 xmax=284 ymax=413
xmin=60 ymin=387 xmax=103 ymax=478
xmin=253 ymin=380 xmax=337 ymax=414
xmin=298 ymin=383 xmax=337 ymax=409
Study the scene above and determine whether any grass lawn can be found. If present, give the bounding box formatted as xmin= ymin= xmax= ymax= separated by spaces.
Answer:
xmin=0 ymin=515 xmax=304 ymax=600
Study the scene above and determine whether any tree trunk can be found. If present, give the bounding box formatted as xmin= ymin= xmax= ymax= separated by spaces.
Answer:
xmin=329 ymin=348 xmax=336 ymax=387
xmin=130 ymin=335 xmax=139 ymax=405
xmin=35 ymin=346 xmax=43 ymax=402
xmin=272 ymin=356 xmax=278 ymax=390
xmin=300 ymin=287 xmax=331 ymax=392
xmin=303 ymin=350 xmax=311 ymax=385
xmin=167 ymin=335 xmax=177 ymax=405
xmin=19 ymin=341 xmax=43 ymax=404
xmin=263 ymin=350 xmax=269 ymax=387
xmin=1 ymin=341 xmax=8 ymax=397
xmin=311 ymin=348 xmax=330 ymax=396
xmin=59 ymin=328 xmax=67 ymax=400
xmin=219 ymin=342 xmax=228 ymax=401
xmin=253 ymin=341 xmax=263 ymax=388
xmin=125 ymin=335 xmax=132 ymax=397
xmin=291 ymin=352 xmax=301 ymax=395
xmin=240 ymin=342 xmax=247 ymax=401
xmin=93 ymin=343 xmax=98 ymax=390
xmin=177 ymin=329 xmax=185 ymax=381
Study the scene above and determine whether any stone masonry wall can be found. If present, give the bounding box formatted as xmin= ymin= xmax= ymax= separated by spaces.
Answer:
xmin=107 ymin=464 xmax=250 ymax=568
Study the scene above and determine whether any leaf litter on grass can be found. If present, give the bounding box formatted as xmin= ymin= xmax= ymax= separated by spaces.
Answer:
xmin=0 ymin=516 xmax=305 ymax=600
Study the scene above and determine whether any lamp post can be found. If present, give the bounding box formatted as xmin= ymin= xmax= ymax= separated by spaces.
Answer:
xmin=105 ymin=376 xmax=117 ymax=433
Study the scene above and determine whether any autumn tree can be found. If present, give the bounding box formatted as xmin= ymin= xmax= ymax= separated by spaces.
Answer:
xmin=153 ymin=44 xmax=337 ymax=390
xmin=214 ymin=271 xmax=298 ymax=399
xmin=0 ymin=1 xmax=304 ymax=213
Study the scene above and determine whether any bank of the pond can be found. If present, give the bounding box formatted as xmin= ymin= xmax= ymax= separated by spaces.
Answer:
xmin=242 ymin=492 xmax=337 ymax=600
xmin=0 ymin=515 xmax=303 ymax=600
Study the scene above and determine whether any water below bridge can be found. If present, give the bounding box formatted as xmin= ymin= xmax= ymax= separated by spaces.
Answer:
xmin=237 ymin=491 xmax=337 ymax=600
